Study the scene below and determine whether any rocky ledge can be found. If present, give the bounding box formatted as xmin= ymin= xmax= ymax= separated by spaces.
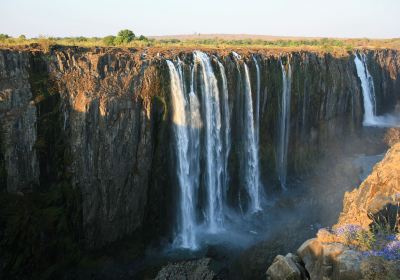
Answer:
xmin=267 ymin=130 xmax=400 ymax=280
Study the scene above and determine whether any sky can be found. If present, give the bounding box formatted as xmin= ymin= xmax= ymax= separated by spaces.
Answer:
xmin=1 ymin=0 xmax=399 ymax=39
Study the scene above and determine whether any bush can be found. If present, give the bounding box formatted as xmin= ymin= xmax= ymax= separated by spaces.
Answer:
xmin=138 ymin=35 xmax=148 ymax=41
xmin=75 ymin=36 xmax=88 ymax=42
xmin=115 ymin=29 xmax=135 ymax=44
xmin=103 ymin=35 xmax=116 ymax=46
xmin=0 ymin=33 xmax=10 ymax=40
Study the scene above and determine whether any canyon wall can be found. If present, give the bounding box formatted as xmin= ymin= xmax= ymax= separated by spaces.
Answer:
xmin=0 ymin=46 xmax=399 ymax=254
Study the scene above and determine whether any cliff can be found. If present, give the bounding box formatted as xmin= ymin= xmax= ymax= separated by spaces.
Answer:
xmin=0 ymin=45 xmax=399 ymax=277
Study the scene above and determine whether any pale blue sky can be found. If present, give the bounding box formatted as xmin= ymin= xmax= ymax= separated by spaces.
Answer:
xmin=1 ymin=0 xmax=399 ymax=38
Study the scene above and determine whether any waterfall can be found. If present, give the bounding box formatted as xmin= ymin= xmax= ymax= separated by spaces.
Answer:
xmin=277 ymin=59 xmax=292 ymax=190
xmin=193 ymin=51 xmax=224 ymax=232
xmin=167 ymin=51 xmax=269 ymax=249
xmin=167 ymin=60 xmax=200 ymax=249
xmin=243 ymin=63 xmax=262 ymax=212
xmin=354 ymin=53 xmax=377 ymax=126
xmin=217 ymin=61 xmax=231 ymax=202
xmin=253 ymin=56 xmax=261 ymax=147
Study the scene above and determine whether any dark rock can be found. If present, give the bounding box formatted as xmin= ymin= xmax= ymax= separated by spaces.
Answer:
xmin=154 ymin=258 xmax=218 ymax=280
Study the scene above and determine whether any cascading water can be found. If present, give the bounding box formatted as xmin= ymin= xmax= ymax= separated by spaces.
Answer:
xmin=217 ymin=61 xmax=231 ymax=203
xmin=168 ymin=51 xmax=266 ymax=249
xmin=277 ymin=59 xmax=292 ymax=190
xmin=167 ymin=60 xmax=200 ymax=249
xmin=193 ymin=51 xmax=225 ymax=232
xmin=354 ymin=53 xmax=377 ymax=126
xmin=252 ymin=57 xmax=261 ymax=147
xmin=243 ymin=63 xmax=262 ymax=212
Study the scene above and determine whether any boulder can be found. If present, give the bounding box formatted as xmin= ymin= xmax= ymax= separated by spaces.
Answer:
xmin=266 ymin=254 xmax=302 ymax=280
xmin=296 ymin=238 xmax=363 ymax=280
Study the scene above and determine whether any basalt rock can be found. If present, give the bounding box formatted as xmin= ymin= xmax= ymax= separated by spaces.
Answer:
xmin=0 ymin=46 xmax=399 ymax=254
xmin=336 ymin=142 xmax=400 ymax=230
xmin=154 ymin=258 xmax=219 ymax=280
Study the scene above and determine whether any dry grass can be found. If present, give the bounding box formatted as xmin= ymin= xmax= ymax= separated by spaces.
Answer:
xmin=1 ymin=36 xmax=399 ymax=55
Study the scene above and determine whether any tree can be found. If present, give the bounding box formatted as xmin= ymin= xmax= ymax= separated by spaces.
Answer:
xmin=138 ymin=35 xmax=148 ymax=41
xmin=115 ymin=29 xmax=135 ymax=44
xmin=19 ymin=35 xmax=26 ymax=40
xmin=0 ymin=34 xmax=10 ymax=40
xmin=103 ymin=35 xmax=116 ymax=46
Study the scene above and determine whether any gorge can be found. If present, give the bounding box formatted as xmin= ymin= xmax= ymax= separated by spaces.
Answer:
xmin=0 ymin=45 xmax=399 ymax=279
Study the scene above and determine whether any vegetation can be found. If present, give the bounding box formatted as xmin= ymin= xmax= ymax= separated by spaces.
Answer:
xmin=318 ymin=204 xmax=400 ymax=260
xmin=1 ymin=30 xmax=399 ymax=53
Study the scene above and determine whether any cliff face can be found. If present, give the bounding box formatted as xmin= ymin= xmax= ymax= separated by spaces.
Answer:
xmin=51 ymin=49 xmax=169 ymax=247
xmin=0 ymin=47 xmax=399 ymax=253
xmin=336 ymin=142 xmax=400 ymax=229
xmin=0 ymin=51 xmax=39 ymax=192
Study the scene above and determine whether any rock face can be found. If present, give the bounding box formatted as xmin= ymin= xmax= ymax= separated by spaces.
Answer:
xmin=51 ymin=48 xmax=169 ymax=247
xmin=336 ymin=142 xmax=400 ymax=229
xmin=0 ymin=50 xmax=39 ymax=192
xmin=0 ymin=46 xmax=399 ymax=253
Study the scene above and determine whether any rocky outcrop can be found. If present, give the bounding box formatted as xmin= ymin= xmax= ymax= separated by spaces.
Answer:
xmin=266 ymin=140 xmax=400 ymax=280
xmin=296 ymin=238 xmax=363 ymax=280
xmin=336 ymin=142 xmax=400 ymax=229
xmin=266 ymin=253 xmax=307 ymax=280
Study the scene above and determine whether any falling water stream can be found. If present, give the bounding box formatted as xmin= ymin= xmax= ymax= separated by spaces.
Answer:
xmin=168 ymin=51 xmax=265 ymax=249
xmin=243 ymin=63 xmax=262 ymax=212
xmin=277 ymin=59 xmax=292 ymax=190
xmin=354 ymin=53 xmax=400 ymax=127
xmin=354 ymin=53 xmax=377 ymax=126
xmin=167 ymin=60 xmax=199 ymax=249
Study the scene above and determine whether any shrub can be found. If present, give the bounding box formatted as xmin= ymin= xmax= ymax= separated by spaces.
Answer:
xmin=0 ymin=33 xmax=10 ymax=40
xmin=103 ymin=35 xmax=115 ymax=46
xmin=75 ymin=36 xmax=88 ymax=42
xmin=115 ymin=29 xmax=135 ymax=44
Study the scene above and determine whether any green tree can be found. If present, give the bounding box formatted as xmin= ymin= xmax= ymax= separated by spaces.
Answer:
xmin=18 ymin=35 xmax=26 ymax=40
xmin=0 ymin=34 xmax=10 ymax=40
xmin=103 ymin=35 xmax=116 ymax=46
xmin=115 ymin=29 xmax=135 ymax=44
xmin=138 ymin=35 xmax=147 ymax=41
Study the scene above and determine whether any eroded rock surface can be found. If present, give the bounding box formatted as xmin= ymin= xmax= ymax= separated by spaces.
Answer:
xmin=154 ymin=258 xmax=218 ymax=280
xmin=336 ymin=142 xmax=400 ymax=229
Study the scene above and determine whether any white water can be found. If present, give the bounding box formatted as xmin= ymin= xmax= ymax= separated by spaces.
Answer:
xmin=194 ymin=51 xmax=225 ymax=232
xmin=354 ymin=54 xmax=377 ymax=125
xmin=277 ymin=60 xmax=292 ymax=190
xmin=217 ymin=61 xmax=231 ymax=202
xmin=253 ymin=56 xmax=261 ymax=147
xmin=243 ymin=63 xmax=262 ymax=212
xmin=168 ymin=51 xmax=267 ymax=249
xmin=167 ymin=60 xmax=200 ymax=249
xmin=354 ymin=53 xmax=400 ymax=127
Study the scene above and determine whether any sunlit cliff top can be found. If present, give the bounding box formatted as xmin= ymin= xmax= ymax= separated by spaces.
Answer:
xmin=0 ymin=35 xmax=399 ymax=58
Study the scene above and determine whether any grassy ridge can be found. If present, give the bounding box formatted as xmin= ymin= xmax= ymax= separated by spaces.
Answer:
xmin=1 ymin=34 xmax=400 ymax=52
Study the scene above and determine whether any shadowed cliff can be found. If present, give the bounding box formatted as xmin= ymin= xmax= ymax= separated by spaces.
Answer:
xmin=0 ymin=46 xmax=399 ymax=278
